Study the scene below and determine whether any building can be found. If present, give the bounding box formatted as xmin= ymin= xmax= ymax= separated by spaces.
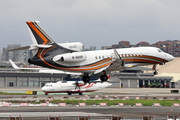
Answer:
xmin=101 ymin=40 xmax=180 ymax=57
xmin=110 ymin=72 xmax=172 ymax=88
xmin=1 ymin=44 xmax=33 ymax=64
xmin=0 ymin=72 xmax=67 ymax=87
xmin=0 ymin=64 xmax=174 ymax=88
xmin=136 ymin=41 xmax=150 ymax=47
xmin=101 ymin=46 xmax=112 ymax=50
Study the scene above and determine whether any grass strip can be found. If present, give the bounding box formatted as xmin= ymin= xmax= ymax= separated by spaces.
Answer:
xmin=38 ymin=99 xmax=180 ymax=106
xmin=0 ymin=92 xmax=26 ymax=95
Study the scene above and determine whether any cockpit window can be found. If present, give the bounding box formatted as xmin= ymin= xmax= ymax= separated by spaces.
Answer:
xmin=158 ymin=49 xmax=163 ymax=53
xmin=45 ymin=85 xmax=53 ymax=87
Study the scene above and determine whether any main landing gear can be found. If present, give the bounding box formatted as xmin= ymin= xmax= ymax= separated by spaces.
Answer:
xmin=82 ymin=71 xmax=109 ymax=83
xmin=100 ymin=71 xmax=108 ymax=82
xmin=67 ymin=92 xmax=83 ymax=95
xmin=82 ymin=73 xmax=90 ymax=83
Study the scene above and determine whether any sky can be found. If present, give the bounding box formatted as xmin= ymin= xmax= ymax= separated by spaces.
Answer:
xmin=1 ymin=0 xmax=180 ymax=50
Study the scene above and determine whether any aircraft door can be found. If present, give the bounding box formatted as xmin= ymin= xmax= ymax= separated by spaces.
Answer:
xmin=9 ymin=82 xmax=14 ymax=87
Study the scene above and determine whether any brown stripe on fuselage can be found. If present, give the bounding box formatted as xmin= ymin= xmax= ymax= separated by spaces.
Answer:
xmin=124 ymin=59 xmax=160 ymax=64
xmin=136 ymin=55 xmax=168 ymax=63
xmin=80 ymin=58 xmax=112 ymax=68
xmin=38 ymin=47 xmax=112 ymax=71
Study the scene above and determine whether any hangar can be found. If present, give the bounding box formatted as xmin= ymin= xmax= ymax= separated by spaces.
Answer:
xmin=0 ymin=58 xmax=179 ymax=88
xmin=0 ymin=69 xmax=173 ymax=88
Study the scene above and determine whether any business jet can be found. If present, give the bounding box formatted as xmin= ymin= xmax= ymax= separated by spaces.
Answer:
xmin=9 ymin=21 xmax=174 ymax=83
xmin=41 ymin=78 xmax=112 ymax=95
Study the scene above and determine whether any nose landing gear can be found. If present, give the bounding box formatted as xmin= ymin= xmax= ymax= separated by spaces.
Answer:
xmin=152 ymin=64 xmax=158 ymax=75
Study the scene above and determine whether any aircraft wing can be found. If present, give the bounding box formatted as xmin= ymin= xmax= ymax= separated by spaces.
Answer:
xmin=105 ymin=49 xmax=125 ymax=72
xmin=94 ymin=49 xmax=125 ymax=74
xmin=9 ymin=59 xmax=45 ymax=70
xmin=9 ymin=59 xmax=82 ymax=75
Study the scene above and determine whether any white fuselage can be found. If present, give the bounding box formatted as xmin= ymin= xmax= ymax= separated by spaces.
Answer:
xmin=52 ymin=47 xmax=174 ymax=72
xmin=26 ymin=21 xmax=174 ymax=74
xmin=41 ymin=79 xmax=112 ymax=94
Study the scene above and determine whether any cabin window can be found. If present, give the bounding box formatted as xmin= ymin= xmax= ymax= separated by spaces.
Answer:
xmin=99 ymin=56 xmax=101 ymax=59
xmin=95 ymin=56 xmax=98 ymax=59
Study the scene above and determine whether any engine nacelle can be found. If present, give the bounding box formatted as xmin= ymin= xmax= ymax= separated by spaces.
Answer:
xmin=53 ymin=52 xmax=87 ymax=63
xmin=58 ymin=42 xmax=83 ymax=52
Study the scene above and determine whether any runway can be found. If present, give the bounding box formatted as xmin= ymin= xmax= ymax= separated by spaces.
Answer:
xmin=0 ymin=88 xmax=180 ymax=119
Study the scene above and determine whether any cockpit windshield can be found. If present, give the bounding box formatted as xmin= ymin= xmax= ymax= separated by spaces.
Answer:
xmin=45 ymin=84 xmax=53 ymax=87
xmin=158 ymin=49 xmax=163 ymax=53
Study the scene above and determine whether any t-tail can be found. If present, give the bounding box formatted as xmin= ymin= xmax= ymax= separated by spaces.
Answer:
xmin=26 ymin=21 xmax=74 ymax=68
xmin=26 ymin=21 xmax=54 ymax=45
xmin=26 ymin=21 xmax=83 ymax=56
xmin=26 ymin=21 xmax=56 ymax=56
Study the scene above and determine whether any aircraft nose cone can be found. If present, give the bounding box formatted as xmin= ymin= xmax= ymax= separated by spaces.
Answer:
xmin=167 ymin=54 xmax=174 ymax=61
xmin=41 ymin=87 xmax=46 ymax=91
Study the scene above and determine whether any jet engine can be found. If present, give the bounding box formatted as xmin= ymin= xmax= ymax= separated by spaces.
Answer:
xmin=53 ymin=52 xmax=87 ymax=63
xmin=58 ymin=42 xmax=83 ymax=52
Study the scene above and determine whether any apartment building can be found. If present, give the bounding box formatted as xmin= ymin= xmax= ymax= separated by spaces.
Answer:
xmin=110 ymin=40 xmax=180 ymax=57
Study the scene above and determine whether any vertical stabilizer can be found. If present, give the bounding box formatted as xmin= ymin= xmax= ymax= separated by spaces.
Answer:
xmin=26 ymin=21 xmax=54 ymax=45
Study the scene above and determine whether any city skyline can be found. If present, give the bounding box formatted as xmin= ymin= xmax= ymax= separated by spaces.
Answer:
xmin=0 ymin=39 xmax=179 ymax=64
xmin=1 ymin=1 xmax=180 ymax=50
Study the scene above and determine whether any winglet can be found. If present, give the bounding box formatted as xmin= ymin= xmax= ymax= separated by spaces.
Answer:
xmin=9 ymin=59 xmax=20 ymax=69
xmin=113 ymin=49 xmax=121 ymax=59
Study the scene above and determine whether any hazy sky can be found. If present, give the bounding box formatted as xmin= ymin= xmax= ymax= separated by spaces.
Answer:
xmin=1 ymin=0 xmax=180 ymax=50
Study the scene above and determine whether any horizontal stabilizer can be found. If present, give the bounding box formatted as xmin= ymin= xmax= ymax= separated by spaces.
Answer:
xmin=35 ymin=44 xmax=53 ymax=48
xmin=7 ymin=46 xmax=30 ymax=51
xmin=7 ymin=44 xmax=53 ymax=52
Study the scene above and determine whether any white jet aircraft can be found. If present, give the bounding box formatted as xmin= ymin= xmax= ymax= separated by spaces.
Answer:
xmin=41 ymin=78 xmax=112 ymax=95
xmin=9 ymin=21 xmax=174 ymax=83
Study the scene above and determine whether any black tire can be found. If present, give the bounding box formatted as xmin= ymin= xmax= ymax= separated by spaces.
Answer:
xmin=154 ymin=71 xmax=158 ymax=75
xmin=45 ymin=93 xmax=48 ymax=95
xmin=82 ymin=76 xmax=90 ymax=83
xmin=100 ymin=75 xmax=108 ymax=82
xmin=68 ymin=92 xmax=71 ymax=95
xmin=79 ymin=92 xmax=83 ymax=95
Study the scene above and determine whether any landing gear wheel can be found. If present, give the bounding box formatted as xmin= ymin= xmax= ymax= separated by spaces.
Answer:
xmin=100 ymin=74 xmax=108 ymax=82
xmin=154 ymin=71 xmax=158 ymax=75
xmin=45 ymin=92 xmax=48 ymax=95
xmin=68 ymin=92 xmax=71 ymax=95
xmin=82 ymin=76 xmax=90 ymax=83
xmin=79 ymin=92 xmax=83 ymax=95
